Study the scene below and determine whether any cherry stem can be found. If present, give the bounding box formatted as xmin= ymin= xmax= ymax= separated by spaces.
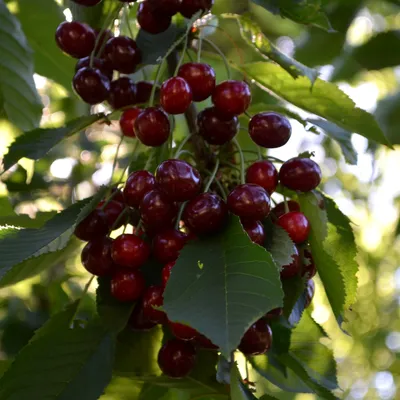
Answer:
xmin=257 ymin=146 xmax=262 ymax=160
xmin=110 ymin=134 xmax=125 ymax=184
xmin=117 ymin=139 xmax=140 ymax=184
xmin=202 ymin=38 xmax=231 ymax=79
xmin=265 ymin=155 xmax=285 ymax=163
xmin=204 ymin=157 xmax=220 ymax=192
xmin=244 ymin=111 xmax=252 ymax=119
xmin=174 ymin=36 xmax=189 ymax=76
xmin=204 ymin=169 xmax=227 ymax=199
xmin=221 ymin=161 xmax=241 ymax=173
xmin=101 ymin=187 xmax=121 ymax=211
xmin=69 ymin=275 xmax=95 ymax=325
xmin=283 ymin=196 xmax=289 ymax=214
xmin=174 ymin=134 xmax=194 ymax=158
xmin=233 ymin=138 xmax=245 ymax=184
xmin=175 ymin=202 xmax=187 ymax=230
xmin=197 ymin=33 xmax=203 ymax=63
xmin=144 ymin=148 xmax=155 ymax=171
xmin=110 ymin=206 xmax=130 ymax=231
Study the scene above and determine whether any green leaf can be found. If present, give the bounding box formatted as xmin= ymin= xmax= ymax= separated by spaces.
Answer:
xmin=2 ymin=114 xmax=105 ymax=173
xmin=260 ymin=395 xmax=280 ymax=400
xmin=240 ymin=62 xmax=390 ymax=146
xmin=0 ymin=0 xmax=42 ymax=130
xmin=0 ymin=211 xmax=57 ymax=228
xmin=281 ymin=276 xmax=308 ymax=326
xmin=375 ymin=92 xmax=400 ymax=145
xmin=163 ymin=216 xmax=284 ymax=358
xmin=0 ymin=361 xmax=11 ymax=379
xmin=230 ymin=362 xmax=256 ymax=400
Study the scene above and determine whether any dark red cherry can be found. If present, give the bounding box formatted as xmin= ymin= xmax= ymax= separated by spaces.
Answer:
xmin=74 ymin=209 xmax=109 ymax=241
xmin=137 ymin=2 xmax=171 ymax=34
xmin=302 ymin=249 xmax=316 ymax=279
xmin=81 ymin=236 xmax=115 ymax=276
xmin=197 ymin=107 xmax=239 ymax=145
xmin=55 ymin=21 xmax=95 ymax=58
xmin=280 ymin=246 xmax=301 ymax=279
xmin=108 ymin=77 xmax=137 ymax=109
xmin=169 ymin=321 xmax=198 ymax=341
xmin=160 ymin=77 xmax=193 ymax=115
xmin=73 ymin=67 xmax=110 ymax=104
xmin=246 ymin=160 xmax=278 ymax=195
xmin=75 ymin=56 xmax=113 ymax=80
xmin=178 ymin=63 xmax=216 ymax=102
xmin=162 ymin=261 xmax=175 ymax=286
xmin=265 ymin=307 xmax=283 ymax=319
xmin=183 ymin=193 xmax=228 ymax=235
xmin=180 ymin=0 xmax=214 ymax=18
xmin=156 ymin=159 xmax=201 ymax=202
xmin=97 ymin=200 xmax=127 ymax=230
xmin=153 ymin=229 xmax=187 ymax=263
xmin=72 ymin=0 xmax=102 ymax=5
xmin=279 ymin=158 xmax=322 ymax=192
xmin=238 ymin=318 xmax=272 ymax=355
xmin=212 ymin=80 xmax=251 ymax=117
xmin=148 ymin=0 xmax=181 ymax=15
xmin=103 ymin=36 xmax=141 ymax=74
xmin=304 ymin=279 xmax=315 ymax=308
xmin=142 ymin=285 xmax=167 ymax=324
xmin=134 ymin=107 xmax=170 ymax=147
xmin=120 ymin=107 xmax=142 ymax=138
xmin=242 ymin=220 xmax=265 ymax=245
xmin=110 ymin=187 xmax=125 ymax=204
xmin=272 ymin=200 xmax=300 ymax=219
xmin=111 ymin=234 xmax=151 ymax=268
xmin=128 ymin=302 xmax=157 ymax=331
xmin=111 ymin=269 xmax=145 ymax=302
xmin=135 ymin=81 xmax=159 ymax=105
xmin=249 ymin=112 xmax=292 ymax=148
xmin=278 ymin=211 xmax=310 ymax=244
xmin=158 ymin=339 xmax=196 ymax=378
xmin=196 ymin=334 xmax=218 ymax=350
xmin=123 ymin=170 xmax=156 ymax=208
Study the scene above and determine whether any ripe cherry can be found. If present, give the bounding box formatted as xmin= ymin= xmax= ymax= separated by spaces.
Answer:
xmin=169 ymin=321 xmax=198 ymax=341
xmin=128 ymin=302 xmax=157 ymax=331
xmin=72 ymin=0 xmax=102 ymax=5
xmin=148 ymin=0 xmax=181 ymax=15
xmin=160 ymin=77 xmax=193 ymax=115
xmin=302 ymin=249 xmax=316 ymax=279
xmin=73 ymin=67 xmax=110 ymax=105
xmin=108 ymin=77 xmax=137 ymax=109
xmin=153 ymin=229 xmax=187 ymax=264
xmin=279 ymin=158 xmax=322 ymax=192
xmin=183 ymin=193 xmax=228 ymax=235
xmin=278 ymin=211 xmax=310 ymax=244
xmin=134 ymin=107 xmax=170 ymax=147
xmin=238 ymin=318 xmax=272 ymax=355
xmin=272 ymin=200 xmax=300 ymax=218
xmin=103 ymin=36 xmax=141 ymax=74
xmin=123 ymin=170 xmax=156 ymax=208
xmin=111 ymin=269 xmax=145 ymax=302
xmin=180 ymin=0 xmax=214 ymax=18
xmin=246 ymin=160 xmax=278 ymax=194
xmin=304 ymin=279 xmax=315 ymax=308
xmin=156 ymin=159 xmax=202 ymax=202
xmin=81 ymin=237 xmax=115 ymax=276
xmin=120 ymin=107 xmax=142 ymax=138
xmin=74 ymin=209 xmax=109 ymax=241
xmin=158 ymin=339 xmax=196 ymax=378
xmin=162 ymin=261 xmax=175 ymax=286
xmin=265 ymin=307 xmax=283 ymax=319
xmin=197 ymin=107 xmax=239 ymax=145
xmin=142 ymin=285 xmax=167 ymax=324
xmin=280 ymin=246 xmax=301 ymax=279
xmin=55 ymin=21 xmax=95 ymax=58
xmin=135 ymin=81 xmax=159 ymax=105
xmin=249 ymin=112 xmax=292 ymax=148
xmin=110 ymin=187 xmax=125 ymax=204
xmin=75 ymin=57 xmax=113 ymax=80
xmin=212 ymin=80 xmax=251 ymax=117
xmin=97 ymin=200 xmax=127 ymax=230
xmin=242 ymin=220 xmax=265 ymax=245
xmin=178 ymin=63 xmax=216 ymax=102
xmin=111 ymin=234 xmax=150 ymax=268
xmin=137 ymin=2 xmax=171 ymax=34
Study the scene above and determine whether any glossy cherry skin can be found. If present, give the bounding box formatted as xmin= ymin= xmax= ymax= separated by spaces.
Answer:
xmin=134 ymin=107 xmax=170 ymax=147
xmin=148 ymin=0 xmax=181 ymax=15
xmin=265 ymin=307 xmax=283 ymax=319
xmin=246 ymin=161 xmax=278 ymax=195
xmin=142 ymin=285 xmax=167 ymax=324
xmin=81 ymin=237 xmax=115 ymax=276
xmin=137 ymin=2 xmax=171 ymax=34
xmin=183 ymin=193 xmax=228 ymax=235
xmin=178 ymin=63 xmax=216 ymax=102
xmin=55 ymin=21 xmax=95 ymax=58
xmin=279 ymin=158 xmax=322 ymax=192
xmin=278 ymin=211 xmax=310 ymax=244
xmin=272 ymin=200 xmax=300 ymax=219
xmin=111 ymin=234 xmax=151 ymax=268
xmin=242 ymin=220 xmax=265 ymax=245
xmin=249 ymin=112 xmax=292 ymax=148
xmin=135 ymin=81 xmax=159 ymax=105
xmin=158 ymin=339 xmax=196 ymax=378
xmin=72 ymin=0 xmax=102 ymax=5
xmin=180 ymin=0 xmax=214 ymax=18
xmin=162 ymin=261 xmax=175 ymax=286
xmin=108 ymin=77 xmax=137 ymax=109
xmin=73 ymin=67 xmax=110 ymax=104
xmin=169 ymin=321 xmax=199 ymax=341
xmin=302 ymin=249 xmax=316 ymax=279
xmin=304 ymin=279 xmax=315 ymax=308
xmin=280 ymin=246 xmax=301 ymax=279
xmin=153 ymin=229 xmax=187 ymax=263
xmin=212 ymin=80 xmax=251 ymax=117
xmin=74 ymin=209 xmax=109 ymax=241
xmin=156 ymin=159 xmax=202 ymax=202
xmin=128 ymin=302 xmax=157 ymax=331
xmin=97 ymin=200 xmax=127 ymax=230
xmin=197 ymin=107 xmax=239 ymax=145
xmin=238 ymin=318 xmax=272 ymax=355
xmin=160 ymin=77 xmax=193 ymax=115
xmin=75 ymin=56 xmax=113 ymax=80
xmin=123 ymin=170 xmax=156 ymax=208
xmin=103 ymin=36 xmax=141 ymax=74
xmin=111 ymin=269 xmax=145 ymax=302
xmin=120 ymin=107 xmax=142 ymax=138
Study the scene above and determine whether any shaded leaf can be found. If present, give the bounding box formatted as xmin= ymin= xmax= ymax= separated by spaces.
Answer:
xmin=375 ymin=92 xmax=400 ymax=145
xmin=281 ymin=276 xmax=308 ymax=326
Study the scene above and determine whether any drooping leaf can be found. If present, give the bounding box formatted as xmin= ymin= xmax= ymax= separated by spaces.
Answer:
xmin=281 ymin=276 xmax=308 ymax=326
xmin=0 ymin=211 xmax=57 ymax=229
xmin=163 ymin=216 xmax=284 ymax=358
xmin=230 ymin=362 xmax=257 ymax=400
xmin=0 ymin=0 xmax=42 ymax=130
xmin=375 ymin=92 xmax=400 ymax=145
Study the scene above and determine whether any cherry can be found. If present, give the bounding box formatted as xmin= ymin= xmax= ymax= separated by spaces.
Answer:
xmin=180 ymin=0 xmax=214 ymax=18
xmin=134 ymin=107 xmax=170 ymax=147
xmin=74 ymin=209 xmax=109 ymax=241
xmin=279 ymin=158 xmax=322 ymax=192
xmin=148 ymin=0 xmax=181 ymax=15
xmin=246 ymin=161 xmax=278 ymax=195
xmin=242 ymin=220 xmax=265 ymax=245
xmin=160 ymin=77 xmax=193 ymax=115
xmin=162 ymin=261 xmax=175 ymax=286
xmin=156 ymin=159 xmax=202 ymax=202
xmin=158 ymin=339 xmax=196 ymax=378
xmin=272 ymin=200 xmax=300 ymax=219
xmin=128 ymin=302 xmax=157 ymax=331
xmin=97 ymin=200 xmax=127 ymax=230
xmin=72 ymin=0 xmax=102 ymax=5
xmin=197 ymin=107 xmax=239 ymax=145
xmin=111 ymin=269 xmax=145 ymax=302
xmin=280 ymin=246 xmax=300 ymax=279
xmin=81 ymin=237 xmax=115 ymax=276
xmin=196 ymin=334 xmax=218 ymax=350
xmin=110 ymin=187 xmax=125 ymax=204
xmin=169 ymin=321 xmax=198 ymax=341
xmin=183 ymin=193 xmax=228 ymax=235
xmin=75 ymin=57 xmax=113 ymax=80
xmin=142 ymin=285 xmax=167 ymax=324
xmin=108 ymin=77 xmax=137 ymax=109
xmin=73 ymin=67 xmax=110 ymax=105
xmin=302 ymin=249 xmax=316 ymax=279
xmin=137 ymin=2 xmax=171 ymax=34
xmin=304 ymin=279 xmax=315 ymax=308
xmin=278 ymin=211 xmax=310 ymax=244
xmin=249 ymin=112 xmax=292 ymax=148
xmin=178 ymin=63 xmax=216 ymax=102
xmin=153 ymin=229 xmax=187 ymax=263
xmin=227 ymin=184 xmax=270 ymax=221
xmin=238 ymin=318 xmax=272 ymax=356
xmin=120 ymin=107 xmax=142 ymax=138
xmin=135 ymin=81 xmax=159 ymax=105
xmin=212 ymin=80 xmax=251 ymax=117
xmin=103 ymin=36 xmax=141 ymax=74
xmin=265 ymin=307 xmax=283 ymax=319
xmin=123 ymin=170 xmax=156 ymax=208
xmin=111 ymin=234 xmax=151 ymax=268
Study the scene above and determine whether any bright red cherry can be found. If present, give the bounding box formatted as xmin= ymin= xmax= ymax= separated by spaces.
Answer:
xmin=73 ymin=67 xmax=110 ymax=104
xmin=111 ymin=269 xmax=145 ymax=302
xmin=120 ymin=107 xmax=141 ymax=138
xmin=158 ymin=339 xmax=196 ymax=378
xmin=134 ymin=107 xmax=170 ymax=147
xmin=137 ymin=2 xmax=171 ymax=34
xmin=196 ymin=334 xmax=218 ymax=350
xmin=278 ymin=211 xmax=310 ymax=244
xmin=265 ymin=307 xmax=283 ymax=319
xmin=280 ymin=246 xmax=301 ymax=279
xmin=160 ymin=77 xmax=193 ymax=115
xmin=183 ymin=193 xmax=228 ymax=235
xmin=124 ymin=170 xmax=156 ymax=208
xmin=279 ymin=158 xmax=322 ymax=192
xmin=238 ymin=318 xmax=272 ymax=355
xmin=103 ymin=36 xmax=141 ymax=74
xmin=97 ymin=200 xmax=127 ymax=230
xmin=55 ymin=21 xmax=95 ymax=58
xmin=242 ymin=220 xmax=265 ymax=245
xmin=81 ymin=237 xmax=115 ymax=276
xmin=162 ymin=261 xmax=175 ymax=286
xmin=135 ymin=81 xmax=159 ymax=105
xmin=128 ymin=302 xmax=157 ymax=331
xmin=148 ymin=0 xmax=181 ymax=15
xmin=304 ymin=279 xmax=315 ymax=308
xmin=302 ymin=249 xmax=316 ymax=279
xmin=169 ymin=321 xmax=199 ymax=341
xmin=272 ymin=200 xmax=300 ymax=218
xmin=249 ymin=112 xmax=292 ymax=148
xmin=111 ymin=234 xmax=150 ymax=268
xmin=153 ymin=229 xmax=187 ymax=263
xmin=178 ymin=63 xmax=216 ymax=102
xmin=212 ymin=80 xmax=251 ymax=117
xmin=142 ymin=285 xmax=167 ymax=324
xmin=180 ymin=0 xmax=214 ymax=18
xmin=246 ymin=161 xmax=278 ymax=195
xmin=108 ymin=77 xmax=137 ymax=109
xmin=74 ymin=209 xmax=109 ymax=241
xmin=72 ymin=0 xmax=102 ymax=5
xmin=75 ymin=57 xmax=113 ymax=80
xmin=197 ymin=107 xmax=239 ymax=145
